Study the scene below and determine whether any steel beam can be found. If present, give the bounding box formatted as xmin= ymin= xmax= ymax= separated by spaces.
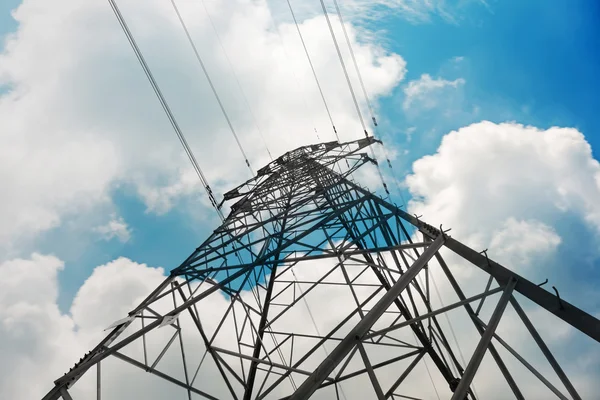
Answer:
xmin=435 ymin=252 xmax=524 ymax=400
xmin=365 ymin=286 xmax=504 ymax=340
xmin=474 ymin=316 xmax=569 ymax=400
xmin=59 ymin=388 xmax=73 ymax=400
xmin=451 ymin=278 xmax=516 ymax=400
xmin=288 ymin=234 xmax=445 ymax=400
xmin=343 ymin=177 xmax=600 ymax=343
xmin=510 ymin=296 xmax=582 ymax=400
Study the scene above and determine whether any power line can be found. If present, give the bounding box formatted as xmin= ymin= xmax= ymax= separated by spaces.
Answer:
xmin=330 ymin=0 xmax=377 ymax=127
xmin=170 ymin=0 xmax=255 ymax=174
xmin=286 ymin=0 xmax=341 ymax=143
xmin=315 ymin=0 xmax=392 ymax=197
xmin=198 ymin=0 xmax=273 ymax=161
xmin=320 ymin=0 xmax=405 ymax=201
xmin=317 ymin=0 xmax=367 ymax=136
xmin=329 ymin=0 xmax=408 ymax=205
xmin=107 ymin=0 xmax=223 ymax=220
xmin=265 ymin=8 xmax=324 ymax=144
xmin=260 ymin=8 xmax=321 ymax=142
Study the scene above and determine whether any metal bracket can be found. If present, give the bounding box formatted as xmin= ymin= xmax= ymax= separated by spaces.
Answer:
xmin=552 ymin=286 xmax=565 ymax=310
xmin=479 ymin=249 xmax=492 ymax=269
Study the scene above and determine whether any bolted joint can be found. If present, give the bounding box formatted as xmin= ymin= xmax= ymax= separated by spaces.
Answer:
xmin=449 ymin=377 xmax=461 ymax=392
xmin=449 ymin=378 xmax=469 ymax=400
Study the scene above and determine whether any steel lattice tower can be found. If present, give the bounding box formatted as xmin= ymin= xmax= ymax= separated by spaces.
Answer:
xmin=43 ymin=138 xmax=599 ymax=400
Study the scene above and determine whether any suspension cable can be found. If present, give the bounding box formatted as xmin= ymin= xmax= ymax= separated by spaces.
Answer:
xmin=107 ymin=0 xmax=223 ymax=220
xmin=266 ymin=8 xmax=323 ymax=144
xmin=317 ymin=0 xmax=367 ymax=135
xmin=286 ymin=0 xmax=341 ymax=143
xmin=328 ymin=0 xmax=408 ymax=204
xmin=379 ymin=143 xmax=408 ymax=205
xmin=198 ymin=0 xmax=273 ymax=161
xmin=170 ymin=0 xmax=255 ymax=174
xmin=330 ymin=0 xmax=376 ymax=126
xmin=317 ymin=0 xmax=396 ymax=198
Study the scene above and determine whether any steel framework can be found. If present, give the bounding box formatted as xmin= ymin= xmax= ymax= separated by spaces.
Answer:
xmin=42 ymin=137 xmax=599 ymax=400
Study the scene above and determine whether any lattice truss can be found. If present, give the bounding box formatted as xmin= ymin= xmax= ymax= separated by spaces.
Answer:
xmin=43 ymin=138 xmax=600 ymax=400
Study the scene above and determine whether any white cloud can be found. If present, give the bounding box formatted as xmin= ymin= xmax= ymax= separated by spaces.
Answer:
xmin=266 ymin=0 xmax=482 ymax=26
xmin=0 ymin=254 xmax=83 ymax=400
xmin=94 ymin=215 xmax=131 ymax=243
xmin=490 ymin=218 xmax=561 ymax=270
xmin=70 ymin=257 xmax=166 ymax=331
xmin=403 ymin=120 xmax=600 ymax=398
xmin=406 ymin=121 xmax=600 ymax=252
xmin=0 ymin=0 xmax=406 ymax=253
xmin=403 ymin=73 xmax=465 ymax=111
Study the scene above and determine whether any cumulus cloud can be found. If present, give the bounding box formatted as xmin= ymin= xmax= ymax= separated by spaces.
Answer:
xmin=403 ymin=73 xmax=465 ymax=111
xmin=490 ymin=218 xmax=561 ymax=270
xmin=94 ymin=215 xmax=131 ymax=243
xmin=402 ymin=120 xmax=600 ymax=398
xmin=0 ymin=255 xmax=170 ymax=399
xmin=406 ymin=121 xmax=600 ymax=253
xmin=0 ymin=254 xmax=82 ymax=400
xmin=0 ymin=0 xmax=406 ymax=252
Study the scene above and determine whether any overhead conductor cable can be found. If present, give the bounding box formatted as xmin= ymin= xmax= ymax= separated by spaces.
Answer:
xmin=330 ymin=0 xmax=376 ymax=126
xmin=318 ymin=0 xmax=392 ymax=198
xmin=266 ymin=6 xmax=323 ymax=143
xmin=317 ymin=0 xmax=367 ymax=135
xmin=198 ymin=0 xmax=273 ymax=161
xmin=170 ymin=0 xmax=255 ymax=175
xmin=107 ymin=0 xmax=223 ymax=220
xmin=286 ymin=0 xmax=341 ymax=143
xmin=331 ymin=0 xmax=407 ymax=205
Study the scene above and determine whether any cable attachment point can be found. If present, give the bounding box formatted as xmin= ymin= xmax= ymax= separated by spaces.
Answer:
xmin=449 ymin=377 xmax=461 ymax=393
xmin=414 ymin=214 xmax=422 ymax=224
xmin=372 ymin=116 xmax=378 ymax=127
xmin=387 ymin=158 xmax=392 ymax=169
xmin=440 ymin=224 xmax=451 ymax=240
xmin=537 ymin=278 xmax=548 ymax=287
xmin=364 ymin=129 xmax=369 ymax=138
xmin=383 ymin=182 xmax=390 ymax=195
xmin=552 ymin=286 xmax=565 ymax=310
xmin=479 ymin=249 xmax=492 ymax=269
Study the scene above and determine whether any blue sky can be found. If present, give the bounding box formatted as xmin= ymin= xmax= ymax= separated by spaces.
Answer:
xmin=1 ymin=0 xmax=599 ymax=314
xmin=374 ymin=0 xmax=600 ymax=162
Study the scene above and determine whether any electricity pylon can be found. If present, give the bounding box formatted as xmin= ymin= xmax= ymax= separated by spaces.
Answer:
xmin=43 ymin=137 xmax=599 ymax=400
